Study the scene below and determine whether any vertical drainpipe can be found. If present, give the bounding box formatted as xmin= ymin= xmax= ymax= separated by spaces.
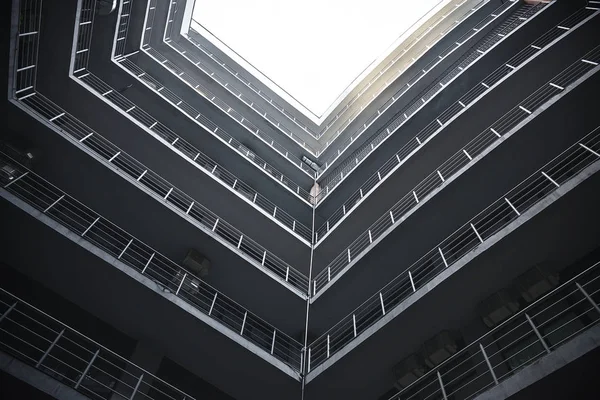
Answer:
xmin=301 ymin=174 xmax=317 ymax=399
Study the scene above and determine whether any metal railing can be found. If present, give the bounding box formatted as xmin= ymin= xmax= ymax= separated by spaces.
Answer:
xmin=69 ymin=3 xmax=313 ymax=244
xmin=114 ymin=56 xmax=315 ymax=204
xmin=14 ymin=93 xmax=310 ymax=296
xmin=11 ymin=0 xmax=311 ymax=296
xmin=12 ymin=0 xmax=42 ymax=97
xmin=184 ymin=0 xmax=485 ymax=141
xmin=162 ymin=0 xmax=319 ymax=154
xmin=0 ymin=287 xmax=198 ymax=400
xmin=137 ymin=1 xmax=316 ymax=178
xmin=312 ymin=45 xmax=600 ymax=294
xmin=79 ymin=74 xmax=313 ymax=243
xmin=388 ymin=260 xmax=600 ymax=400
xmin=0 ymin=153 xmax=305 ymax=372
xmin=307 ymin=126 xmax=600 ymax=370
xmin=313 ymin=6 xmax=597 ymax=242
xmin=316 ymin=0 xmax=546 ymax=195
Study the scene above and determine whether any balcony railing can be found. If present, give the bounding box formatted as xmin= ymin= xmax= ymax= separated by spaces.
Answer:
xmin=10 ymin=0 xmax=312 ymax=297
xmin=0 ymin=152 xmax=304 ymax=373
xmin=0 ymin=287 xmax=197 ymax=400
xmin=12 ymin=0 xmax=42 ymax=97
xmin=114 ymin=56 xmax=315 ymax=205
xmin=312 ymin=46 xmax=600 ymax=295
xmin=313 ymin=6 xmax=598 ymax=243
xmin=137 ymin=1 xmax=316 ymax=178
xmin=162 ymin=0 xmax=319 ymax=154
xmin=307 ymin=125 xmax=600 ymax=371
xmin=70 ymin=3 xmax=313 ymax=245
xmin=14 ymin=93 xmax=311 ymax=297
xmin=316 ymin=0 xmax=548 ymax=197
xmin=388 ymin=260 xmax=600 ymax=400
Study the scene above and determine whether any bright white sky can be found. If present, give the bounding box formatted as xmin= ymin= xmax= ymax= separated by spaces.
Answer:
xmin=192 ymin=0 xmax=442 ymax=117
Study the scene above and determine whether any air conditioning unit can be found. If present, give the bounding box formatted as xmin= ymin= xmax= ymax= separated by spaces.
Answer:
xmin=393 ymin=353 xmax=426 ymax=389
xmin=238 ymin=144 xmax=256 ymax=161
xmin=182 ymin=249 xmax=211 ymax=278
xmin=301 ymin=155 xmax=320 ymax=172
xmin=237 ymin=186 xmax=254 ymax=201
xmin=423 ymin=331 xmax=459 ymax=368
xmin=514 ymin=265 xmax=559 ymax=303
xmin=477 ymin=289 xmax=520 ymax=328
xmin=0 ymin=163 xmax=18 ymax=183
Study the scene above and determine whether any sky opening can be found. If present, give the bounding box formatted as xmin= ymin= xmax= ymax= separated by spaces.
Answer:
xmin=192 ymin=0 xmax=443 ymax=117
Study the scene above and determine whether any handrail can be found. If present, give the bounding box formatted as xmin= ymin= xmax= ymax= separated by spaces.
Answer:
xmin=71 ymin=1 xmax=314 ymax=245
xmin=0 ymin=286 xmax=198 ymax=400
xmin=312 ymin=45 xmax=600 ymax=296
xmin=388 ymin=260 xmax=600 ymax=399
xmin=316 ymin=0 xmax=547 ymax=196
xmin=136 ymin=0 xmax=317 ymax=179
xmin=113 ymin=56 xmax=315 ymax=204
xmin=18 ymin=93 xmax=311 ymax=296
xmin=307 ymin=124 xmax=600 ymax=371
xmin=0 ymin=151 xmax=304 ymax=372
xmin=313 ymin=5 xmax=596 ymax=243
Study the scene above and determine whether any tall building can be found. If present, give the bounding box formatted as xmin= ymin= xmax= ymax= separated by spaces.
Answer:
xmin=1 ymin=0 xmax=600 ymax=399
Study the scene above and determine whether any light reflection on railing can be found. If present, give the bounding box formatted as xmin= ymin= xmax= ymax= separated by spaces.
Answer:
xmin=114 ymin=56 xmax=315 ymax=204
xmin=308 ymin=126 xmax=600 ymax=371
xmin=312 ymin=47 xmax=600 ymax=295
xmin=313 ymin=5 xmax=595 ymax=242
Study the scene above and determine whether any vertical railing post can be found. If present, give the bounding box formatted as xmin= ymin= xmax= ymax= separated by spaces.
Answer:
xmin=271 ymin=330 xmax=276 ymax=354
xmin=525 ymin=313 xmax=550 ymax=354
xmin=439 ymin=247 xmax=448 ymax=268
xmin=353 ymin=315 xmax=357 ymax=337
xmin=409 ymin=271 xmax=416 ymax=292
xmin=471 ymin=223 xmax=484 ymax=243
xmin=307 ymin=347 xmax=311 ymax=373
xmin=175 ymin=273 xmax=186 ymax=295
xmin=327 ymin=335 xmax=330 ymax=358
xmin=0 ymin=302 xmax=17 ymax=324
xmin=75 ymin=349 xmax=100 ymax=389
xmin=379 ymin=293 xmax=386 ymax=315
xmin=437 ymin=371 xmax=448 ymax=400
xmin=36 ymin=328 xmax=65 ymax=367
xmin=479 ymin=343 xmax=498 ymax=385
xmin=576 ymin=283 xmax=600 ymax=315
xmin=130 ymin=373 xmax=144 ymax=400
xmin=44 ymin=194 xmax=65 ymax=213
xmin=505 ymin=197 xmax=520 ymax=216
xmin=209 ymin=292 xmax=217 ymax=316
xmin=240 ymin=311 xmax=247 ymax=335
